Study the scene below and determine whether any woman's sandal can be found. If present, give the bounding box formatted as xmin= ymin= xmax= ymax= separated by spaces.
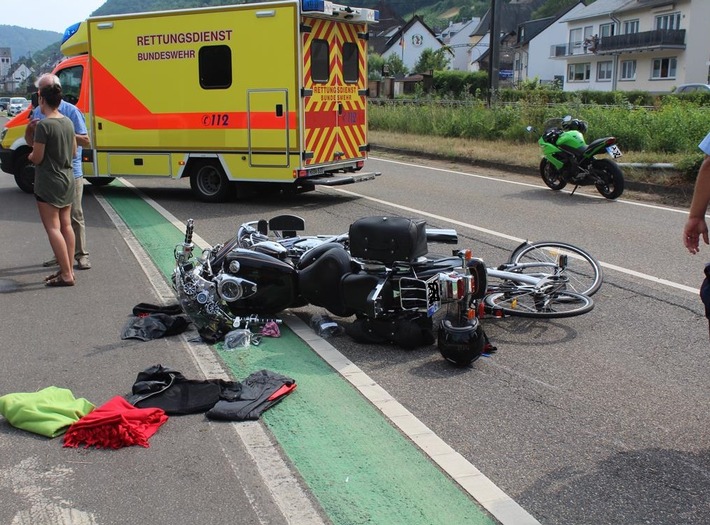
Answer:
xmin=46 ymin=276 xmax=75 ymax=287
xmin=44 ymin=271 xmax=60 ymax=282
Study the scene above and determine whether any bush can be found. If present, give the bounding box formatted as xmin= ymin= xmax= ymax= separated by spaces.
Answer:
xmin=676 ymin=154 xmax=705 ymax=182
xmin=432 ymin=71 xmax=487 ymax=97
xmin=368 ymin=98 xmax=710 ymax=156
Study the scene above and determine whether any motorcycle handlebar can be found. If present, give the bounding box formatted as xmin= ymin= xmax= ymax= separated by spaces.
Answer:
xmin=185 ymin=219 xmax=194 ymax=245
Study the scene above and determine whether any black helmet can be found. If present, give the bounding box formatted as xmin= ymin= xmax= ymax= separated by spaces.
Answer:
xmin=437 ymin=317 xmax=485 ymax=366
xmin=567 ymin=119 xmax=587 ymax=134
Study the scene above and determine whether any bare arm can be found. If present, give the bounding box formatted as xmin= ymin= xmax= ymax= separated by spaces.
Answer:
xmin=75 ymin=133 xmax=90 ymax=149
xmin=683 ymin=156 xmax=710 ymax=253
xmin=28 ymin=141 xmax=45 ymax=165
xmin=25 ymin=119 xmax=38 ymax=147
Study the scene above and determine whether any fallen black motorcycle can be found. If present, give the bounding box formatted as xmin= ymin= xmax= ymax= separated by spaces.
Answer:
xmin=173 ymin=215 xmax=490 ymax=365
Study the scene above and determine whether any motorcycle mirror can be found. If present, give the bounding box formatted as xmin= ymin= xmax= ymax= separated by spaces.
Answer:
xmin=562 ymin=115 xmax=572 ymax=122
xmin=525 ymin=125 xmax=533 ymax=132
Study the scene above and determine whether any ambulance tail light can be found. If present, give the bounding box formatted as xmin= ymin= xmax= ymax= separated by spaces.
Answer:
xmin=294 ymin=169 xmax=308 ymax=178
xmin=356 ymin=161 xmax=364 ymax=169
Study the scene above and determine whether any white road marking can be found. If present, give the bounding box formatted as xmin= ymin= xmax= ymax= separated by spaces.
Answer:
xmin=329 ymin=183 xmax=700 ymax=295
xmin=94 ymin=185 xmax=326 ymax=525
xmin=0 ymin=457 xmax=97 ymax=525
xmin=285 ymin=313 xmax=541 ymax=525
xmin=99 ymin=179 xmax=540 ymax=525
xmin=370 ymin=156 xmax=690 ymax=213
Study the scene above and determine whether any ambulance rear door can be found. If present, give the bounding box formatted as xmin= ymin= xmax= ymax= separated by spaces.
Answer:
xmin=301 ymin=16 xmax=368 ymax=168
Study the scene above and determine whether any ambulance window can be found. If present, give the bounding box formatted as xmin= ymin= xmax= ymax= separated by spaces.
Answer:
xmin=343 ymin=42 xmax=359 ymax=83
xmin=199 ymin=45 xmax=232 ymax=89
xmin=311 ymin=39 xmax=329 ymax=83
xmin=56 ymin=66 xmax=83 ymax=105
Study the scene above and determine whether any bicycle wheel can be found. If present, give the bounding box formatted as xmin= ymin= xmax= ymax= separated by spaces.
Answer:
xmin=507 ymin=241 xmax=603 ymax=297
xmin=484 ymin=290 xmax=594 ymax=319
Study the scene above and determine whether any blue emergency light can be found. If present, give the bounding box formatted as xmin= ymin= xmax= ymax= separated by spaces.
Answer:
xmin=301 ymin=0 xmax=325 ymax=11
xmin=62 ymin=22 xmax=81 ymax=45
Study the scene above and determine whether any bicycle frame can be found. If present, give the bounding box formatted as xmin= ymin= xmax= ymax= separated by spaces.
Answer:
xmin=486 ymin=266 xmax=569 ymax=294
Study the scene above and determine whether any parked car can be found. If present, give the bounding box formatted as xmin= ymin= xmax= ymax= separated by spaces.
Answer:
xmin=0 ymin=97 xmax=10 ymax=111
xmin=7 ymin=97 xmax=30 ymax=117
xmin=672 ymin=83 xmax=710 ymax=94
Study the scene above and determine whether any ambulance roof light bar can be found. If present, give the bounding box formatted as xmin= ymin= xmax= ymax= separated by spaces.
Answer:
xmin=61 ymin=22 xmax=81 ymax=46
xmin=301 ymin=0 xmax=379 ymax=23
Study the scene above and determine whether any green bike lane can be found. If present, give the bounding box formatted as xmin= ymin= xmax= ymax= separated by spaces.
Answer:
xmin=99 ymin=181 xmax=538 ymax=525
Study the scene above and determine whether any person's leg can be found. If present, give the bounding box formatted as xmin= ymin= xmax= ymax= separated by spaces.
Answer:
xmin=59 ymin=205 xmax=75 ymax=275
xmin=72 ymin=178 xmax=90 ymax=268
xmin=37 ymin=202 xmax=74 ymax=283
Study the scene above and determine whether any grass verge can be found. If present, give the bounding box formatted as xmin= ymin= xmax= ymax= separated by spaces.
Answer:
xmin=368 ymin=130 xmax=693 ymax=187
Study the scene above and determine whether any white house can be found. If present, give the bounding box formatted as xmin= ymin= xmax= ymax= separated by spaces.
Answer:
xmin=554 ymin=0 xmax=710 ymax=92
xmin=466 ymin=0 xmax=547 ymax=74
xmin=440 ymin=18 xmax=481 ymax=71
xmin=4 ymin=63 xmax=32 ymax=92
xmin=514 ymin=2 xmax=586 ymax=86
xmin=380 ymin=16 xmax=447 ymax=73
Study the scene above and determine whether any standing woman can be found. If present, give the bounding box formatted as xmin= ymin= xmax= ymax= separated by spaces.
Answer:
xmin=28 ymin=82 xmax=77 ymax=287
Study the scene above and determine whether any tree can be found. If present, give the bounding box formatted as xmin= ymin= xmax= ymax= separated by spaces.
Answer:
xmin=368 ymin=53 xmax=385 ymax=80
xmin=413 ymin=48 xmax=450 ymax=74
xmin=385 ymin=54 xmax=409 ymax=77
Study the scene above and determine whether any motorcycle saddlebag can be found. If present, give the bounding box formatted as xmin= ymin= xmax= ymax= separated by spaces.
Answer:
xmin=349 ymin=216 xmax=427 ymax=265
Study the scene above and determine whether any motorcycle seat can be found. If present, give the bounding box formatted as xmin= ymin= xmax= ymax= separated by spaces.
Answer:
xmin=298 ymin=244 xmax=355 ymax=317
xmin=585 ymin=137 xmax=611 ymax=153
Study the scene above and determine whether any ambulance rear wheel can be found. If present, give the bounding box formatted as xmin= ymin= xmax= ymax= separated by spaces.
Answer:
xmin=13 ymin=152 xmax=35 ymax=194
xmin=189 ymin=160 xmax=230 ymax=203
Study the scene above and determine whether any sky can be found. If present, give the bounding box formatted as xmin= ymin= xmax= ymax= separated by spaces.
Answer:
xmin=4 ymin=0 xmax=106 ymax=34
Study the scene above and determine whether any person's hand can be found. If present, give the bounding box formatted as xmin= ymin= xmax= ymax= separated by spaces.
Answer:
xmin=27 ymin=151 xmax=34 ymax=164
xmin=684 ymin=217 xmax=709 ymax=254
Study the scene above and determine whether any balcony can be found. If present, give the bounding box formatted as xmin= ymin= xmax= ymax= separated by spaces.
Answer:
xmin=550 ymin=29 xmax=685 ymax=58
xmin=598 ymin=29 xmax=685 ymax=54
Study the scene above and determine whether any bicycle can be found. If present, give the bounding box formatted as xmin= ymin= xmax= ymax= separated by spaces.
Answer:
xmin=481 ymin=241 xmax=602 ymax=319
xmin=235 ymin=217 xmax=603 ymax=321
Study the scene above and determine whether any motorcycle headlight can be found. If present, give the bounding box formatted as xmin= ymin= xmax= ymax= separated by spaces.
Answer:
xmin=218 ymin=276 xmax=244 ymax=302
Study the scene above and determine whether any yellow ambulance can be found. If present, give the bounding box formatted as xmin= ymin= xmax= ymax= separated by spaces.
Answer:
xmin=0 ymin=0 xmax=380 ymax=202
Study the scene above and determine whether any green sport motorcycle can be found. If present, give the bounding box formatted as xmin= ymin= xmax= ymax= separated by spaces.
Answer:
xmin=533 ymin=116 xmax=624 ymax=200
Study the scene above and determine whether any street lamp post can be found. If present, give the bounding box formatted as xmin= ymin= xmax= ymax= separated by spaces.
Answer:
xmin=487 ymin=0 xmax=501 ymax=106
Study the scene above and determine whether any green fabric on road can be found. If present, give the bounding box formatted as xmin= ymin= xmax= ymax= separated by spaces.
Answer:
xmin=101 ymin=183 xmax=497 ymax=525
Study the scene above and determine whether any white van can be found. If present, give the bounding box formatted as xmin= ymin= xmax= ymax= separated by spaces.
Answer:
xmin=7 ymin=98 xmax=30 ymax=117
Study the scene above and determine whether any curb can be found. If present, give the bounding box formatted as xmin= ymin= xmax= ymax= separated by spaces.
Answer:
xmin=370 ymin=144 xmax=694 ymax=199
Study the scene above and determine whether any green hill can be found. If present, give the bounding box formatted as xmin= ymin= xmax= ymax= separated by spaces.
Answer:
xmin=0 ymin=0 xmax=592 ymax=70
xmin=0 ymin=25 xmax=62 ymax=62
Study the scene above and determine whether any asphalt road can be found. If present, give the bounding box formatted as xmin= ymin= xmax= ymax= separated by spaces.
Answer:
xmin=1 ymin=126 xmax=707 ymax=524
xmin=112 ymin=153 xmax=709 ymax=525
xmin=0 ymin=139 xmax=325 ymax=523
